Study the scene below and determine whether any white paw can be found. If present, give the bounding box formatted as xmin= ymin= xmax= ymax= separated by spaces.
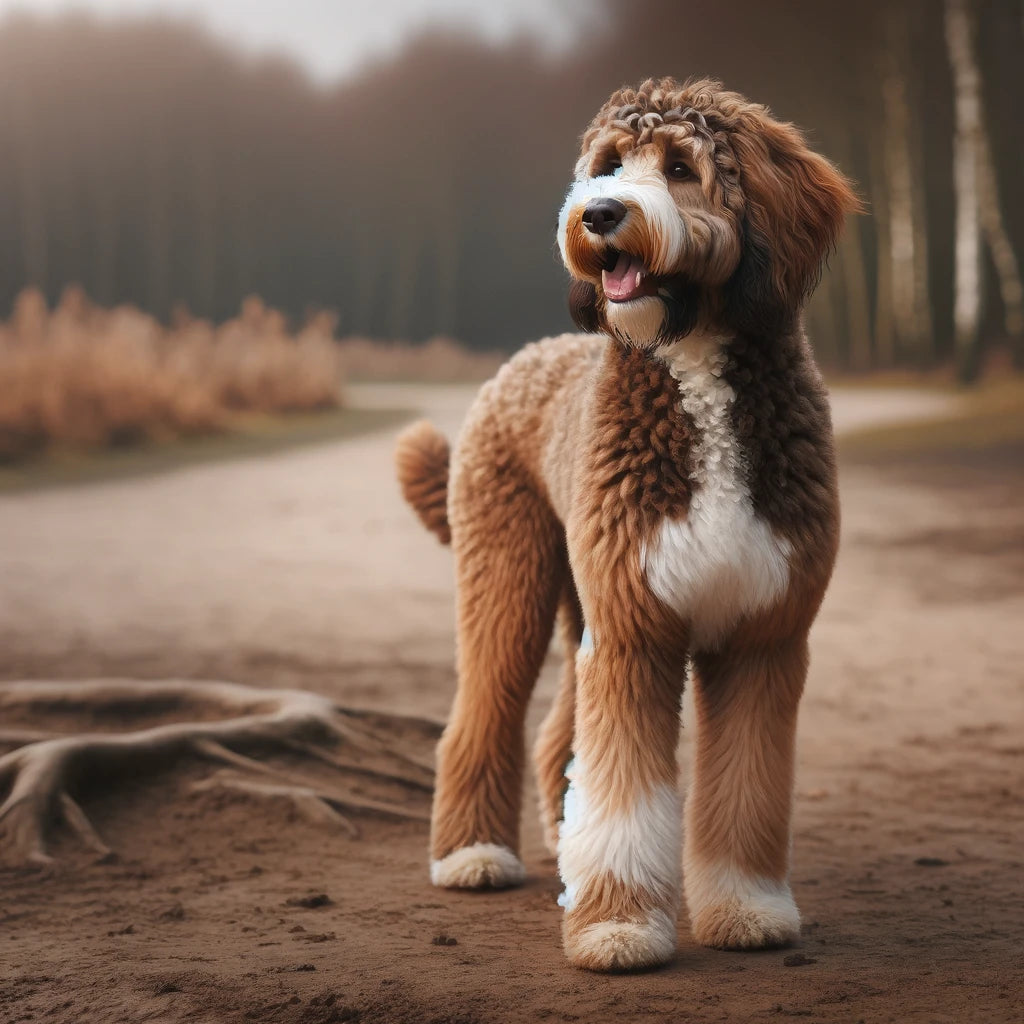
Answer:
xmin=689 ymin=886 xmax=800 ymax=949
xmin=564 ymin=910 xmax=677 ymax=972
xmin=430 ymin=843 xmax=525 ymax=889
xmin=685 ymin=859 xmax=800 ymax=949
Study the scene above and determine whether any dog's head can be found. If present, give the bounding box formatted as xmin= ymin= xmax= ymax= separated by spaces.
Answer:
xmin=557 ymin=78 xmax=860 ymax=345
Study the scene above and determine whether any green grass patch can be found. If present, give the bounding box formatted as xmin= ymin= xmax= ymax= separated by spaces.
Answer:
xmin=0 ymin=405 xmax=412 ymax=494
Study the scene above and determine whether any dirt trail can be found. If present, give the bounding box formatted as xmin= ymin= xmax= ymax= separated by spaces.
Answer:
xmin=1 ymin=382 xmax=1021 ymax=1024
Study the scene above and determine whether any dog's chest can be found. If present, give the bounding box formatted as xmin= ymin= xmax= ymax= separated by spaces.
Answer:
xmin=585 ymin=344 xmax=694 ymax=520
xmin=638 ymin=339 xmax=792 ymax=649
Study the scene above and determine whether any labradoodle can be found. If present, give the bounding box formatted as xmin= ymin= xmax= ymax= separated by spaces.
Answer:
xmin=395 ymin=76 xmax=859 ymax=972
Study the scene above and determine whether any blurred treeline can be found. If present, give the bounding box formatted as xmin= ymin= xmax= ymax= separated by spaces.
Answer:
xmin=0 ymin=0 xmax=1021 ymax=377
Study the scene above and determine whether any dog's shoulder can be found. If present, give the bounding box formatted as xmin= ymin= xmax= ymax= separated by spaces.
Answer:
xmin=457 ymin=333 xmax=606 ymax=466
xmin=469 ymin=332 xmax=605 ymax=424
xmin=501 ymin=332 xmax=605 ymax=375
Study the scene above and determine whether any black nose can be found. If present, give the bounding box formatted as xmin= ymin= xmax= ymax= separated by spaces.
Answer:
xmin=582 ymin=198 xmax=626 ymax=235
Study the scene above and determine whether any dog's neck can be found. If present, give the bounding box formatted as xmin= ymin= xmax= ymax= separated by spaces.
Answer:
xmin=651 ymin=334 xmax=737 ymax=481
xmin=653 ymin=330 xmax=733 ymax=385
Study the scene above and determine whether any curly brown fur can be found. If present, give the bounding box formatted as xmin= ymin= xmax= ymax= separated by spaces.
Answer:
xmin=586 ymin=345 xmax=695 ymax=521
xmin=395 ymin=77 xmax=856 ymax=972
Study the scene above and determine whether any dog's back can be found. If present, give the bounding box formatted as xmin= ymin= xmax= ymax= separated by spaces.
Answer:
xmin=396 ymin=331 xmax=604 ymax=540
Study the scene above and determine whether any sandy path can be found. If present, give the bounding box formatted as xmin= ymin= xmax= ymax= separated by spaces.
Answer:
xmin=0 ymin=383 xmax=955 ymax=696
xmin=0 ymin=384 xmax=471 ymax=695
xmin=1 ymin=381 xmax=1022 ymax=1024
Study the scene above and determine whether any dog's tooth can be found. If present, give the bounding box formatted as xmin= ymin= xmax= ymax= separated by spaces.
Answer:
xmin=635 ymin=271 xmax=643 ymax=289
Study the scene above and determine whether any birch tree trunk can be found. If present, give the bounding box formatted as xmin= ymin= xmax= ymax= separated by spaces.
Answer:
xmin=870 ymin=140 xmax=896 ymax=368
xmin=887 ymin=3 xmax=935 ymax=367
xmin=945 ymin=0 xmax=984 ymax=382
xmin=882 ymin=14 xmax=919 ymax=362
xmin=908 ymin=131 xmax=934 ymax=365
xmin=976 ymin=124 xmax=1024 ymax=340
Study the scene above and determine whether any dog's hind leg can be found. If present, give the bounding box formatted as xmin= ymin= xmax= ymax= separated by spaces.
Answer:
xmin=429 ymin=468 xmax=565 ymax=889
xmin=532 ymin=583 xmax=583 ymax=854
xmin=683 ymin=634 xmax=807 ymax=949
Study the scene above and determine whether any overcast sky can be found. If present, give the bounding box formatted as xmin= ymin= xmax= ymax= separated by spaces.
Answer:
xmin=0 ymin=0 xmax=593 ymax=82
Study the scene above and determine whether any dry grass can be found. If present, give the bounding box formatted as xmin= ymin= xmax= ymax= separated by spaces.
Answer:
xmin=0 ymin=289 xmax=344 ymax=461
xmin=839 ymin=373 xmax=1024 ymax=457
xmin=335 ymin=335 xmax=504 ymax=383
xmin=0 ymin=289 xmax=505 ymax=462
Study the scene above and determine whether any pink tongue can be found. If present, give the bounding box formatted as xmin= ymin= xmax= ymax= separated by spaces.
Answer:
xmin=601 ymin=251 xmax=647 ymax=301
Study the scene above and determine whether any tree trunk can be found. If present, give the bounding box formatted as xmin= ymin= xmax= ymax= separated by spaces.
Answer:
xmin=945 ymin=0 xmax=985 ymax=383
xmin=388 ymin=229 xmax=422 ymax=342
xmin=11 ymin=86 xmax=48 ymax=292
xmin=976 ymin=118 xmax=1024 ymax=342
xmin=882 ymin=20 xmax=916 ymax=362
xmin=840 ymin=218 xmax=873 ymax=372
xmin=870 ymin=138 xmax=896 ymax=368
xmin=144 ymin=129 xmax=172 ymax=318
xmin=882 ymin=7 xmax=934 ymax=368
xmin=192 ymin=145 xmax=219 ymax=317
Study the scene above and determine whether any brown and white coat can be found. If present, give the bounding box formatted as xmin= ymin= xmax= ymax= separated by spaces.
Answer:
xmin=395 ymin=77 xmax=856 ymax=972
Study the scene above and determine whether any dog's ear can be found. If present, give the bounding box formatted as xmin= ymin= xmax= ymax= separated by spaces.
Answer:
xmin=724 ymin=108 xmax=861 ymax=334
xmin=568 ymin=279 xmax=603 ymax=334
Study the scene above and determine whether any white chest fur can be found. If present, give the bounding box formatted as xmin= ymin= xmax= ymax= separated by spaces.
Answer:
xmin=641 ymin=336 xmax=792 ymax=650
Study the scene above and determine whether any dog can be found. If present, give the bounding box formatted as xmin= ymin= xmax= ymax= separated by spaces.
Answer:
xmin=394 ymin=77 xmax=858 ymax=972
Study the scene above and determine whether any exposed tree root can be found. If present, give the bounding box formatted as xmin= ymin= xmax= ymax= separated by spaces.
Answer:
xmin=0 ymin=680 xmax=442 ymax=868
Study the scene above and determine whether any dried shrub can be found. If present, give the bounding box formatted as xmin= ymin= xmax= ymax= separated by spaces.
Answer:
xmin=335 ymin=335 xmax=504 ymax=383
xmin=0 ymin=288 xmax=344 ymax=461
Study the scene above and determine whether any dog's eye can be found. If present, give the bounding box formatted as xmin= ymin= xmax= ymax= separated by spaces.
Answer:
xmin=667 ymin=161 xmax=695 ymax=181
xmin=596 ymin=158 xmax=622 ymax=178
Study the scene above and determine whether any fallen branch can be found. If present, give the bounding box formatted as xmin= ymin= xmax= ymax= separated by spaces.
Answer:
xmin=0 ymin=679 xmax=441 ymax=867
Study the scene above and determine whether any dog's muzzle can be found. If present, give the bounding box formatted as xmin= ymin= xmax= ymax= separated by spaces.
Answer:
xmin=581 ymin=198 xmax=627 ymax=236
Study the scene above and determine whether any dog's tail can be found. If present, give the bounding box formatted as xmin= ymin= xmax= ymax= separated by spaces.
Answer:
xmin=394 ymin=420 xmax=451 ymax=545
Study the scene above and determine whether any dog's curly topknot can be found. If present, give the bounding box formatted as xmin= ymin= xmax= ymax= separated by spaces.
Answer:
xmin=575 ymin=76 xmax=862 ymax=335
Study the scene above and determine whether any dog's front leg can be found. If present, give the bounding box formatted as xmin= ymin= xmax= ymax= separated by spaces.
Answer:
xmin=558 ymin=639 xmax=685 ymax=972
xmin=683 ymin=635 xmax=806 ymax=949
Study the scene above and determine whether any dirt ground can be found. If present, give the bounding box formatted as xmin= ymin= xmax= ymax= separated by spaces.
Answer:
xmin=1 ymin=382 xmax=1021 ymax=1024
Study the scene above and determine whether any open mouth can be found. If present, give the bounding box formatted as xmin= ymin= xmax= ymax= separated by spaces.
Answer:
xmin=600 ymin=249 xmax=660 ymax=303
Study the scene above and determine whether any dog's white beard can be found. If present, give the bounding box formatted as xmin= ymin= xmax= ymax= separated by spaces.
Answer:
xmin=605 ymin=295 xmax=666 ymax=346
